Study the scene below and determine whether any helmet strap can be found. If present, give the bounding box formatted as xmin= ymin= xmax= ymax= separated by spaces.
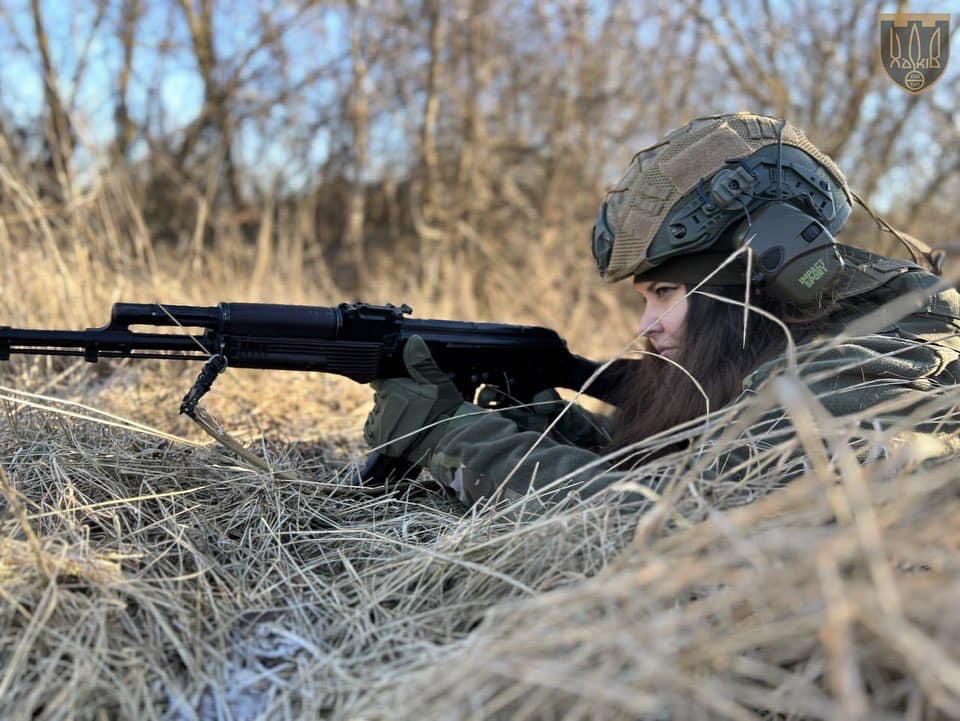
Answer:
xmin=850 ymin=190 xmax=945 ymax=275
xmin=776 ymin=118 xmax=786 ymax=202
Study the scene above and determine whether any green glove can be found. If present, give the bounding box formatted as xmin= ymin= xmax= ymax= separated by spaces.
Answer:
xmin=364 ymin=335 xmax=474 ymax=462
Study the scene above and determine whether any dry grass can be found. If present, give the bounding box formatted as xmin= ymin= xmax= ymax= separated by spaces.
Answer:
xmin=3 ymin=166 xmax=960 ymax=721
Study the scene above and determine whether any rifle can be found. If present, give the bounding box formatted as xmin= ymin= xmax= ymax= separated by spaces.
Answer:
xmin=0 ymin=302 xmax=624 ymax=485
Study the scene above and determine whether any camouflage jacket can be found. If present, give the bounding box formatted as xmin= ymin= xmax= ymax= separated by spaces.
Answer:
xmin=426 ymin=252 xmax=960 ymax=513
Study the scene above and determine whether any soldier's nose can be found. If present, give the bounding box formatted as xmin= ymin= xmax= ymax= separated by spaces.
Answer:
xmin=639 ymin=312 xmax=662 ymax=336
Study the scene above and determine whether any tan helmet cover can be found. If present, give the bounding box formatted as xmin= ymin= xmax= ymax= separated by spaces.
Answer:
xmin=602 ymin=113 xmax=851 ymax=282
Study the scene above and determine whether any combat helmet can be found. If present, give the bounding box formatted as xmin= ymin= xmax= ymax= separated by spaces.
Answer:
xmin=591 ymin=113 xmax=856 ymax=305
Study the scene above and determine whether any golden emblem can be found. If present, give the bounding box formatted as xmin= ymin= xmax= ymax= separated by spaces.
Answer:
xmin=879 ymin=13 xmax=950 ymax=93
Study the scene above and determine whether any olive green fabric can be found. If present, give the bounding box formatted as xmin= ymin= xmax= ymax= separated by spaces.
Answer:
xmin=424 ymin=266 xmax=960 ymax=513
xmin=364 ymin=335 xmax=473 ymax=462
xmin=475 ymin=388 xmax=614 ymax=448
xmin=631 ymin=251 xmax=747 ymax=285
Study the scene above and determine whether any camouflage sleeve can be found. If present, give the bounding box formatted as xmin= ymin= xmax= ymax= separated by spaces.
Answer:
xmin=479 ymin=388 xmax=615 ymax=449
xmin=427 ymin=407 xmax=634 ymax=513
xmin=703 ymin=332 xmax=960 ymax=498
xmin=750 ymin=333 xmax=959 ymax=419
xmin=572 ymin=405 xmax=617 ymax=446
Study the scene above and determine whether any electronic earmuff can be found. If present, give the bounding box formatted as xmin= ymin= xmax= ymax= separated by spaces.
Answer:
xmin=730 ymin=202 xmax=843 ymax=306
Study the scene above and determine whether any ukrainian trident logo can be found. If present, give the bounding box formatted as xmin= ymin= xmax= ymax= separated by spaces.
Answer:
xmin=879 ymin=13 xmax=950 ymax=93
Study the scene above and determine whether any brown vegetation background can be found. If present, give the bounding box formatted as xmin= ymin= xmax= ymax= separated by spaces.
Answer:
xmin=1 ymin=0 xmax=958 ymax=333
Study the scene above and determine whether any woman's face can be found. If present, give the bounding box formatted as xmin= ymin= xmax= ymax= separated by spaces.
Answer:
xmin=633 ymin=280 xmax=688 ymax=360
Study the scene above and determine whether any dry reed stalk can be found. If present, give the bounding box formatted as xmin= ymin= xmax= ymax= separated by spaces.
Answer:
xmin=1 ymin=356 xmax=959 ymax=720
xmin=3 ymin=160 xmax=960 ymax=721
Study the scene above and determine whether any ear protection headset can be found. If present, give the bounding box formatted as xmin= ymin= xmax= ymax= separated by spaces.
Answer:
xmin=730 ymin=202 xmax=843 ymax=305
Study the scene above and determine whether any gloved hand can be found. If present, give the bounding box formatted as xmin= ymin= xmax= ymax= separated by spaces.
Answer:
xmin=364 ymin=335 xmax=473 ymax=462
xmin=477 ymin=387 xmax=612 ymax=449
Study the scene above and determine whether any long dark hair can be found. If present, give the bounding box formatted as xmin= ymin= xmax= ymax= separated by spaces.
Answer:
xmin=606 ymin=285 xmax=823 ymax=452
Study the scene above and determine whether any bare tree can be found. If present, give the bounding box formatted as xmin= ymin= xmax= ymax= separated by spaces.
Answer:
xmin=29 ymin=0 xmax=77 ymax=198
xmin=176 ymin=0 xmax=241 ymax=207
xmin=0 ymin=0 xmax=956 ymax=290
xmin=114 ymin=0 xmax=142 ymax=162
xmin=339 ymin=0 xmax=372 ymax=292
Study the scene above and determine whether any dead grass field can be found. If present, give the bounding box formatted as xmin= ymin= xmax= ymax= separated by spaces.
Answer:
xmin=3 ymin=172 xmax=960 ymax=721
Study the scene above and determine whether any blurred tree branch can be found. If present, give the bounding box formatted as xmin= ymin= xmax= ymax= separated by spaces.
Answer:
xmin=0 ymin=0 xmax=955 ymax=301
